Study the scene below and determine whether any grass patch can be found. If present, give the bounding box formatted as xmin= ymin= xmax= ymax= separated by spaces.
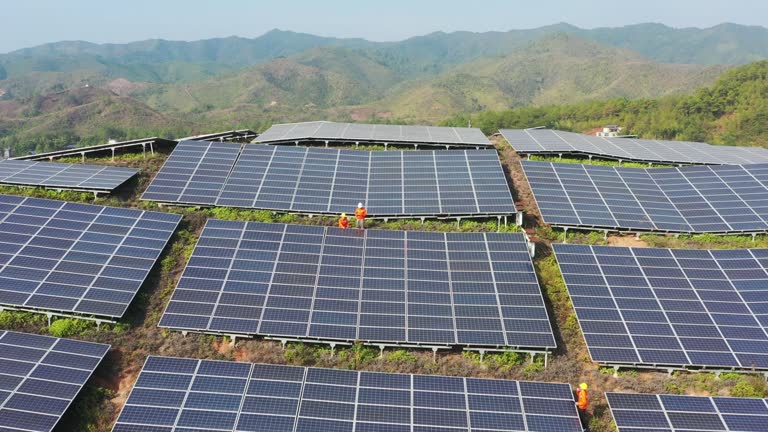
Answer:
xmin=641 ymin=233 xmax=768 ymax=249
xmin=0 ymin=185 xmax=95 ymax=203
xmin=48 ymin=318 xmax=95 ymax=338
xmin=527 ymin=154 xmax=675 ymax=168
xmin=0 ymin=310 xmax=47 ymax=331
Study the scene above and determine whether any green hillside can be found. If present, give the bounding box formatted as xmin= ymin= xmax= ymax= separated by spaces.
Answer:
xmin=3 ymin=26 xmax=768 ymax=154
xmin=2 ymin=22 xmax=768 ymax=101
xmin=357 ymin=35 xmax=727 ymax=122
xmin=133 ymin=46 xmax=400 ymax=114
xmin=442 ymin=60 xmax=768 ymax=147
xmin=0 ymin=87 xmax=194 ymax=154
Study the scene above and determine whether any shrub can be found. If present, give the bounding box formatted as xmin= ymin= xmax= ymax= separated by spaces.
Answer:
xmin=0 ymin=311 xmax=46 ymax=331
xmin=283 ymin=343 xmax=317 ymax=366
xmin=388 ymin=350 xmax=418 ymax=365
xmin=731 ymin=378 xmax=766 ymax=398
xmin=338 ymin=343 xmax=378 ymax=369
xmin=490 ymin=351 xmax=525 ymax=369
xmin=48 ymin=318 xmax=94 ymax=338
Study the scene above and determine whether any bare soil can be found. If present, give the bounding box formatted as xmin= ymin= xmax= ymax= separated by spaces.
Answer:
xmin=607 ymin=234 xmax=650 ymax=248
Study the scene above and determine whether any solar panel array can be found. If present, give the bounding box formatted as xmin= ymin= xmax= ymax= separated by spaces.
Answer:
xmin=554 ymin=244 xmax=768 ymax=370
xmin=522 ymin=160 xmax=768 ymax=234
xmin=160 ymin=220 xmax=555 ymax=350
xmin=607 ymin=392 xmax=768 ymax=432
xmin=0 ymin=159 xmax=138 ymax=193
xmin=113 ymin=356 xmax=583 ymax=432
xmin=501 ymin=128 xmax=768 ymax=165
xmin=0 ymin=330 xmax=110 ymax=432
xmin=256 ymin=121 xmax=491 ymax=147
xmin=0 ymin=194 xmax=182 ymax=318
xmin=143 ymin=142 xmax=517 ymax=218
xmin=141 ymin=140 xmax=242 ymax=205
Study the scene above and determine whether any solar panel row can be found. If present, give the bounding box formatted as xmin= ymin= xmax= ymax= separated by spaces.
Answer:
xmin=607 ymin=392 xmax=768 ymax=432
xmin=0 ymin=330 xmax=109 ymax=432
xmin=0 ymin=159 xmax=138 ymax=193
xmin=256 ymin=121 xmax=491 ymax=147
xmin=554 ymin=244 xmax=768 ymax=370
xmin=143 ymin=142 xmax=516 ymax=217
xmin=113 ymin=356 xmax=583 ymax=432
xmin=501 ymin=129 xmax=768 ymax=165
xmin=522 ymin=160 xmax=768 ymax=234
xmin=0 ymin=194 xmax=182 ymax=318
xmin=159 ymin=220 xmax=556 ymax=350
xmin=141 ymin=140 xmax=241 ymax=205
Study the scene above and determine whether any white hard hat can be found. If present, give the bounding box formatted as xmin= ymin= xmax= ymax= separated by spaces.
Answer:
xmin=358 ymin=202 xmax=363 ymax=208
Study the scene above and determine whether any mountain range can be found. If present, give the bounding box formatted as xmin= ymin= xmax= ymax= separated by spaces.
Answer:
xmin=1 ymin=22 xmax=768 ymax=152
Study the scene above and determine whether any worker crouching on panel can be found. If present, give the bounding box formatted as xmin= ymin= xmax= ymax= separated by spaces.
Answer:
xmin=355 ymin=203 xmax=367 ymax=229
xmin=339 ymin=213 xmax=349 ymax=229
xmin=575 ymin=382 xmax=589 ymax=428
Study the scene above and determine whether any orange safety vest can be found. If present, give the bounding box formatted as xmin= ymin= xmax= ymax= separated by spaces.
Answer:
xmin=576 ymin=389 xmax=588 ymax=410
xmin=339 ymin=217 xmax=349 ymax=229
xmin=355 ymin=207 xmax=367 ymax=220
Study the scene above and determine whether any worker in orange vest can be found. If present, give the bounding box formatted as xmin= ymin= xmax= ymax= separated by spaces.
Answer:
xmin=355 ymin=203 xmax=367 ymax=229
xmin=338 ymin=213 xmax=349 ymax=229
xmin=576 ymin=383 xmax=589 ymax=427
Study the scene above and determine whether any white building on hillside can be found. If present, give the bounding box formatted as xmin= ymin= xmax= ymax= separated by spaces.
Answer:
xmin=596 ymin=125 xmax=622 ymax=137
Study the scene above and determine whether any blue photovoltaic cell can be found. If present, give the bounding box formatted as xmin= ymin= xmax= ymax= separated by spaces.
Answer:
xmin=256 ymin=121 xmax=491 ymax=148
xmin=0 ymin=194 xmax=182 ymax=318
xmin=142 ymin=142 xmax=516 ymax=218
xmin=502 ymin=128 xmax=768 ymax=165
xmin=555 ymin=243 xmax=768 ymax=370
xmin=522 ymin=160 xmax=768 ymax=234
xmin=608 ymin=392 xmax=768 ymax=432
xmin=113 ymin=356 xmax=582 ymax=432
xmin=0 ymin=159 xmax=138 ymax=193
xmin=159 ymin=220 xmax=555 ymax=351
xmin=0 ymin=330 xmax=109 ymax=432
xmin=141 ymin=140 xmax=242 ymax=205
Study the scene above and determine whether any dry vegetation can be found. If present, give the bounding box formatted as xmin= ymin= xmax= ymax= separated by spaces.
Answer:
xmin=1 ymin=144 xmax=766 ymax=432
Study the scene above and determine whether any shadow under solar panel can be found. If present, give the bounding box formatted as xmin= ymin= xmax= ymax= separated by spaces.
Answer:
xmin=554 ymin=243 xmax=768 ymax=371
xmin=159 ymin=220 xmax=556 ymax=351
xmin=113 ymin=356 xmax=583 ymax=432
xmin=0 ymin=194 xmax=182 ymax=319
xmin=0 ymin=330 xmax=110 ymax=432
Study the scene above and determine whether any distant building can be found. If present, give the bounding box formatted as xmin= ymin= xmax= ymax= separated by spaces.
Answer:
xmin=596 ymin=125 xmax=622 ymax=137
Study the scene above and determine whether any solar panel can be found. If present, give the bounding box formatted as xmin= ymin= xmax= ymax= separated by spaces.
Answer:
xmin=159 ymin=220 xmax=555 ymax=351
xmin=256 ymin=121 xmax=492 ymax=148
xmin=554 ymin=243 xmax=768 ymax=371
xmin=0 ymin=194 xmax=182 ymax=319
xmin=0 ymin=330 xmax=110 ymax=432
xmin=144 ymin=143 xmax=517 ymax=218
xmin=0 ymin=159 xmax=138 ymax=193
xmin=522 ymin=160 xmax=768 ymax=234
xmin=113 ymin=356 xmax=583 ymax=432
xmin=501 ymin=129 xmax=768 ymax=165
xmin=141 ymin=140 xmax=242 ymax=205
xmin=607 ymin=392 xmax=768 ymax=431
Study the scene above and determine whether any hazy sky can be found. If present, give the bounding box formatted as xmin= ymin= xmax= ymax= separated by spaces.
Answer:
xmin=3 ymin=0 xmax=767 ymax=53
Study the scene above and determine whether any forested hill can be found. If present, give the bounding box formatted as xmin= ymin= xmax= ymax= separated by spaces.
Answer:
xmin=441 ymin=60 xmax=768 ymax=147
xmin=2 ymin=23 xmax=768 ymax=154
xmin=2 ymin=22 xmax=767 ymax=100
